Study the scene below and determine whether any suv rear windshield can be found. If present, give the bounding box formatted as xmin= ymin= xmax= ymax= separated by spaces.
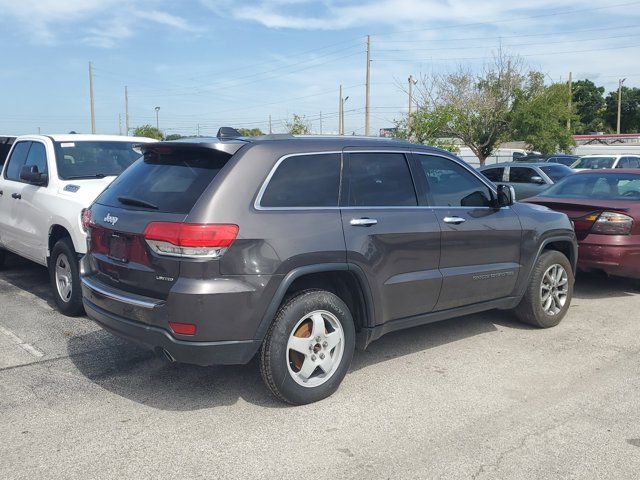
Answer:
xmin=96 ymin=146 xmax=230 ymax=214
xmin=54 ymin=141 xmax=143 ymax=180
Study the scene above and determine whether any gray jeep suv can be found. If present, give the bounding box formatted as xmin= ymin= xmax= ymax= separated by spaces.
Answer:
xmin=81 ymin=131 xmax=577 ymax=404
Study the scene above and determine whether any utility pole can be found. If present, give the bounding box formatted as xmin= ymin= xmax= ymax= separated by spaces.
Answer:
xmin=197 ymin=123 xmax=200 ymax=136
xmin=269 ymin=115 xmax=272 ymax=134
xmin=408 ymin=75 xmax=417 ymax=131
xmin=319 ymin=111 xmax=323 ymax=134
xmin=88 ymin=62 xmax=96 ymax=134
xmin=365 ymin=35 xmax=371 ymax=136
xmin=617 ymin=78 xmax=626 ymax=134
xmin=342 ymin=95 xmax=349 ymax=136
xmin=339 ymin=85 xmax=343 ymax=135
xmin=124 ymin=86 xmax=129 ymax=136
xmin=118 ymin=113 xmax=122 ymax=135
xmin=567 ymin=72 xmax=572 ymax=131
xmin=154 ymin=106 xmax=160 ymax=131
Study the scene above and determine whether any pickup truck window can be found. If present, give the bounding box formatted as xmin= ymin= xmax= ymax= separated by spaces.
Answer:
xmin=54 ymin=141 xmax=142 ymax=180
xmin=25 ymin=142 xmax=47 ymax=175
xmin=4 ymin=141 xmax=31 ymax=181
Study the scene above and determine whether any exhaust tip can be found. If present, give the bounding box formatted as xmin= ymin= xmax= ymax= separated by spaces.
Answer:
xmin=160 ymin=348 xmax=176 ymax=363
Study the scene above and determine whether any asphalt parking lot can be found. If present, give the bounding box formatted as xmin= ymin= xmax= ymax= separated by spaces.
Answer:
xmin=1 ymin=254 xmax=639 ymax=479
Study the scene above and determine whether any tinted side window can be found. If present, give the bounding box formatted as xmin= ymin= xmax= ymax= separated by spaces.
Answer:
xmin=261 ymin=153 xmax=340 ymax=207
xmin=24 ymin=142 xmax=47 ymax=174
xmin=346 ymin=152 xmax=417 ymax=207
xmin=418 ymin=155 xmax=491 ymax=207
xmin=618 ymin=157 xmax=640 ymax=168
xmin=509 ymin=167 xmax=536 ymax=183
xmin=481 ymin=168 xmax=504 ymax=182
xmin=5 ymin=141 xmax=31 ymax=181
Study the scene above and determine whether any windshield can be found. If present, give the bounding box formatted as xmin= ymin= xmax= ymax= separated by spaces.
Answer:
xmin=54 ymin=141 xmax=143 ymax=180
xmin=539 ymin=164 xmax=573 ymax=182
xmin=571 ymin=156 xmax=616 ymax=170
xmin=538 ymin=173 xmax=640 ymax=200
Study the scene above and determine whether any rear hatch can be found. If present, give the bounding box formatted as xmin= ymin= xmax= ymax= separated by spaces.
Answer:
xmin=87 ymin=142 xmax=239 ymax=300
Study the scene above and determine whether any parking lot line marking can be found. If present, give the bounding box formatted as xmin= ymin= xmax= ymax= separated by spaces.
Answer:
xmin=0 ymin=325 xmax=44 ymax=358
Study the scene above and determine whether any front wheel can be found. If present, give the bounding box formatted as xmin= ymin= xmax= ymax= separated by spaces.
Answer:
xmin=514 ymin=250 xmax=574 ymax=328
xmin=260 ymin=290 xmax=355 ymax=405
xmin=49 ymin=238 xmax=84 ymax=317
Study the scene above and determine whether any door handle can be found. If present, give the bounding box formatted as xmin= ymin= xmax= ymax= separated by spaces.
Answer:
xmin=443 ymin=216 xmax=466 ymax=225
xmin=350 ymin=218 xmax=378 ymax=227
xmin=11 ymin=193 xmax=21 ymax=200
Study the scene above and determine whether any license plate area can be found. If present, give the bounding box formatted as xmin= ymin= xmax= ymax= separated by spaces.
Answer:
xmin=108 ymin=234 xmax=129 ymax=263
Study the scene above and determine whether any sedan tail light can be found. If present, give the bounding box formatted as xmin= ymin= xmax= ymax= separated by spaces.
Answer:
xmin=586 ymin=211 xmax=634 ymax=235
xmin=144 ymin=222 xmax=239 ymax=258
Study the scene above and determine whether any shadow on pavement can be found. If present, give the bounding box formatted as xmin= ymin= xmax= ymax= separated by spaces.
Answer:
xmin=573 ymin=271 xmax=638 ymax=300
xmin=0 ymin=253 xmax=55 ymax=308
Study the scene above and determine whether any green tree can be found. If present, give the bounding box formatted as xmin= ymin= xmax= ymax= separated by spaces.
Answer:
xmin=285 ymin=114 xmax=311 ymax=135
xmin=604 ymin=86 xmax=640 ymax=133
xmin=237 ymin=128 xmax=264 ymax=136
xmin=572 ymin=79 xmax=606 ymax=133
xmin=411 ymin=52 xmax=527 ymax=165
xmin=133 ymin=124 xmax=163 ymax=140
xmin=164 ymin=133 xmax=183 ymax=141
xmin=393 ymin=106 xmax=459 ymax=152
xmin=511 ymin=73 xmax=575 ymax=154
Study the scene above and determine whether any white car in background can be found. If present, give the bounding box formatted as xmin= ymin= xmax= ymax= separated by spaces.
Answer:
xmin=0 ymin=134 xmax=156 ymax=315
xmin=571 ymin=154 xmax=640 ymax=171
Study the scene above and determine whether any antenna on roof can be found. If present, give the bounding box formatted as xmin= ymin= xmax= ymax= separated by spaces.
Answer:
xmin=217 ymin=127 xmax=242 ymax=139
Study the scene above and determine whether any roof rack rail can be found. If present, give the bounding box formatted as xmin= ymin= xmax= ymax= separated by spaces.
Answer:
xmin=217 ymin=127 xmax=243 ymax=139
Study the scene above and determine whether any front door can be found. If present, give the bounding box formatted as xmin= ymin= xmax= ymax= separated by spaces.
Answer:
xmin=340 ymin=150 xmax=441 ymax=325
xmin=0 ymin=141 xmax=31 ymax=253
xmin=413 ymin=153 xmax=522 ymax=311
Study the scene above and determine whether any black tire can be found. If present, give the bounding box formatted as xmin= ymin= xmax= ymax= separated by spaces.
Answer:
xmin=260 ymin=289 xmax=356 ymax=405
xmin=514 ymin=250 xmax=574 ymax=328
xmin=49 ymin=238 xmax=84 ymax=317
xmin=0 ymin=249 xmax=7 ymax=269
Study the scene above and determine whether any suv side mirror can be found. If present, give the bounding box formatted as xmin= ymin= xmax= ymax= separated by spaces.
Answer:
xmin=530 ymin=175 xmax=545 ymax=184
xmin=496 ymin=184 xmax=515 ymax=207
xmin=19 ymin=165 xmax=48 ymax=186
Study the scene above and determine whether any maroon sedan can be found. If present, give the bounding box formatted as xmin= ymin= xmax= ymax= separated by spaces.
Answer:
xmin=525 ymin=169 xmax=640 ymax=279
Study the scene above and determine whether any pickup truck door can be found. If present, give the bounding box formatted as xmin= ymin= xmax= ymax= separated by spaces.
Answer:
xmin=0 ymin=141 xmax=31 ymax=252
xmin=412 ymin=152 xmax=522 ymax=311
xmin=0 ymin=140 xmax=50 ymax=264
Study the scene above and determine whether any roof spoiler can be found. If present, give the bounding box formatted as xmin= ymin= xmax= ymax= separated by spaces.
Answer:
xmin=217 ymin=127 xmax=243 ymax=139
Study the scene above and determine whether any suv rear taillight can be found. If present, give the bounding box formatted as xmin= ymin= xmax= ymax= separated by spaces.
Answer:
xmin=143 ymin=223 xmax=239 ymax=258
xmin=587 ymin=211 xmax=633 ymax=235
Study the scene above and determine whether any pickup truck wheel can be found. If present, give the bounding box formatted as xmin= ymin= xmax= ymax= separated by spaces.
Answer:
xmin=49 ymin=238 xmax=84 ymax=317
xmin=514 ymin=250 xmax=573 ymax=328
xmin=260 ymin=289 xmax=355 ymax=405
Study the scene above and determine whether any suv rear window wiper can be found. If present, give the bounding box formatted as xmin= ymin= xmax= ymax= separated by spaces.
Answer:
xmin=117 ymin=196 xmax=159 ymax=210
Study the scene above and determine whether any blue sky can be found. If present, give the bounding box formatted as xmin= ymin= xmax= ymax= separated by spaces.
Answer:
xmin=1 ymin=0 xmax=639 ymax=136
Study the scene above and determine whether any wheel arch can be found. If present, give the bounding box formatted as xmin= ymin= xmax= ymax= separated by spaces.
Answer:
xmin=254 ymin=263 xmax=375 ymax=347
xmin=48 ymin=223 xmax=76 ymax=258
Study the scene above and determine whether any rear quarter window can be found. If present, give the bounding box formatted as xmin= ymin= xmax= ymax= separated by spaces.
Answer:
xmin=260 ymin=153 xmax=341 ymax=208
xmin=96 ymin=146 xmax=231 ymax=214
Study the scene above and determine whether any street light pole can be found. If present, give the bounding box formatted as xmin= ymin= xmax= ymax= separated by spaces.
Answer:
xmin=617 ymin=78 xmax=626 ymax=135
xmin=154 ymin=106 xmax=161 ymax=131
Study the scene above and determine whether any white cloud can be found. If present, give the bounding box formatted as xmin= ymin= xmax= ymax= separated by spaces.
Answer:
xmin=0 ymin=0 xmax=196 ymax=47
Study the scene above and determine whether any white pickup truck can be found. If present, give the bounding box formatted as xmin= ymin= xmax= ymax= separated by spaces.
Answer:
xmin=0 ymin=134 xmax=155 ymax=315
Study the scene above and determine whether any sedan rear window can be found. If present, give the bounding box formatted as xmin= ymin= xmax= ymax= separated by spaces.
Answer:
xmin=540 ymin=173 xmax=640 ymax=200
xmin=96 ymin=146 xmax=231 ymax=214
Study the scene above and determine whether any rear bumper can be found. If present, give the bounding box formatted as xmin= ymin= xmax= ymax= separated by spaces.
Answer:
xmin=83 ymin=298 xmax=259 ymax=366
xmin=577 ymin=237 xmax=640 ymax=279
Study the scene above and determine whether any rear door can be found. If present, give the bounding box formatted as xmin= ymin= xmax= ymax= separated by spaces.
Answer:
xmin=340 ymin=150 xmax=441 ymax=324
xmin=413 ymin=153 xmax=522 ymax=311
xmin=88 ymin=145 xmax=232 ymax=301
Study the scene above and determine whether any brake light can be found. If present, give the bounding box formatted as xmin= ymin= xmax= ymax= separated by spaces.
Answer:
xmin=81 ymin=208 xmax=92 ymax=232
xmin=169 ymin=322 xmax=197 ymax=336
xmin=144 ymin=223 xmax=239 ymax=258
xmin=588 ymin=211 xmax=633 ymax=235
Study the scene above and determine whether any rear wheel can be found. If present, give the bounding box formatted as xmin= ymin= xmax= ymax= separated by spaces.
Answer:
xmin=260 ymin=290 xmax=355 ymax=405
xmin=514 ymin=250 xmax=573 ymax=328
xmin=49 ymin=238 xmax=84 ymax=317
